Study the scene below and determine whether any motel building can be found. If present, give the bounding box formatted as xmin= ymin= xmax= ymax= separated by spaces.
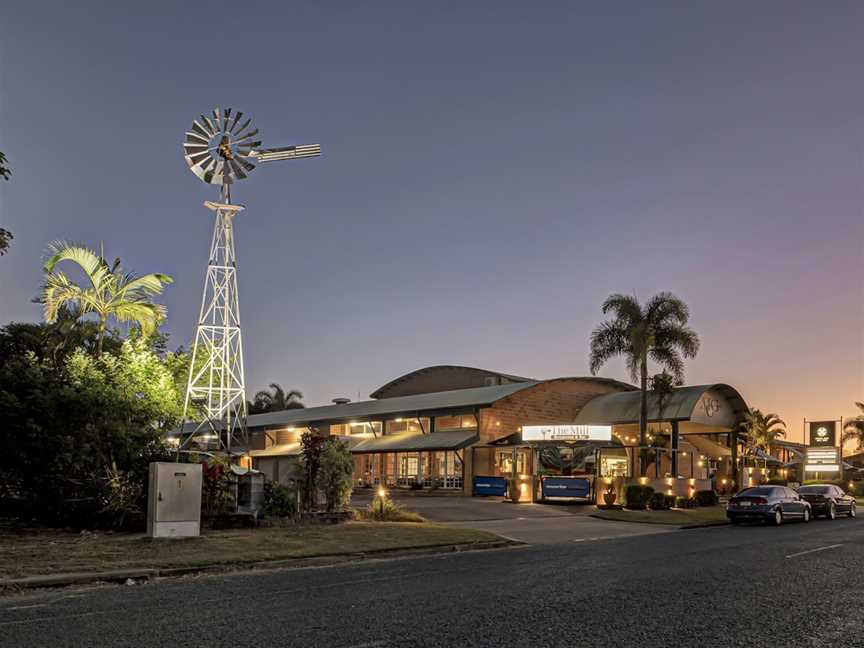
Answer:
xmin=219 ymin=365 xmax=755 ymax=502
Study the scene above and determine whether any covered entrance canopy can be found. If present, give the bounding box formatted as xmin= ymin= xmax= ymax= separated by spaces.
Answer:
xmin=573 ymin=384 xmax=749 ymax=482
xmin=573 ymin=384 xmax=748 ymax=433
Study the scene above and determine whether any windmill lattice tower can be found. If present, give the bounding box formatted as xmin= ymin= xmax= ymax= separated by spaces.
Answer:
xmin=179 ymin=107 xmax=320 ymax=453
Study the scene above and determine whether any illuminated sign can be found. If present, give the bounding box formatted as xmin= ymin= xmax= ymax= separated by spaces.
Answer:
xmin=804 ymin=446 xmax=840 ymax=473
xmin=522 ymin=425 xmax=612 ymax=442
xmin=809 ymin=421 xmax=836 ymax=447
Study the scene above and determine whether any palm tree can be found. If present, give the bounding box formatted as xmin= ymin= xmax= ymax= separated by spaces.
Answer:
xmin=41 ymin=241 xmax=173 ymax=354
xmin=843 ymin=402 xmax=864 ymax=451
xmin=589 ymin=292 xmax=700 ymax=461
xmin=250 ymin=383 xmax=304 ymax=414
xmin=739 ymin=409 xmax=786 ymax=455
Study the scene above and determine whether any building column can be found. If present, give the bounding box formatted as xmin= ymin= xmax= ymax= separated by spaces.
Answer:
xmin=671 ymin=421 xmax=680 ymax=477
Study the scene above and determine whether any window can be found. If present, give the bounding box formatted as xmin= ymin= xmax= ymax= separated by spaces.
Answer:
xmin=386 ymin=418 xmax=430 ymax=435
xmin=436 ymin=414 xmax=478 ymax=431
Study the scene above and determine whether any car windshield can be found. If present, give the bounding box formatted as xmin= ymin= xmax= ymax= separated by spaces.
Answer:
xmin=737 ymin=487 xmax=774 ymax=497
xmin=799 ymin=486 xmax=832 ymax=494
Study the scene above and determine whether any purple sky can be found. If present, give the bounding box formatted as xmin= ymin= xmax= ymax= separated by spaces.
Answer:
xmin=1 ymin=2 xmax=862 ymax=443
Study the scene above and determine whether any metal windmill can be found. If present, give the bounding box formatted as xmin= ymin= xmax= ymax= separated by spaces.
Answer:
xmin=179 ymin=107 xmax=320 ymax=454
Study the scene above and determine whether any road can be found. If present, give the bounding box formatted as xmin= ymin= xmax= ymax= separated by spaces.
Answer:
xmin=1 ymin=517 xmax=862 ymax=648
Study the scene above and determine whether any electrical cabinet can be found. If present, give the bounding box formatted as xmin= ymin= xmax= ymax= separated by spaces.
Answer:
xmin=147 ymin=462 xmax=202 ymax=538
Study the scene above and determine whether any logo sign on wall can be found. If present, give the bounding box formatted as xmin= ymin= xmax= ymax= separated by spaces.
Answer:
xmin=522 ymin=425 xmax=612 ymax=442
xmin=808 ymin=421 xmax=837 ymax=447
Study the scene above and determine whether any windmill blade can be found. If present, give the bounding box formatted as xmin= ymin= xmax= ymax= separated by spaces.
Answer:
xmin=201 ymin=115 xmax=217 ymax=135
xmin=233 ymin=117 xmax=252 ymax=135
xmin=223 ymin=108 xmax=232 ymax=129
xmin=191 ymin=121 xmax=211 ymax=139
xmin=236 ymin=141 xmax=262 ymax=156
xmin=229 ymin=111 xmax=243 ymax=133
xmin=185 ymin=132 xmax=209 ymax=146
xmin=186 ymin=151 xmax=211 ymax=166
xmin=228 ymin=159 xmax=247 ymax=180
xmin=194 ymin=117 xmax=215 ymax=138
xmin=183 ymin=143 xmax=209 ymax=155
xmin=232 ymin=128 xmax=259 ymax=145
xmin=234 ymin=156 xmax=256 ymax=173
xmin=212 ymin=108 xmax=222 ymax=133
xmin=252 ymin=144 xmax=321 ymax=163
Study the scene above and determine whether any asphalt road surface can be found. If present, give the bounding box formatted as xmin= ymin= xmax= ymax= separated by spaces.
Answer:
xmin=1 ymin=517 xmax=862 ymax=648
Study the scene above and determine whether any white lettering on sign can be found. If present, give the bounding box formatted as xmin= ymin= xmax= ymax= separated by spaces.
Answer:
xmin=522 ymin=425 xmax=612 ymax=442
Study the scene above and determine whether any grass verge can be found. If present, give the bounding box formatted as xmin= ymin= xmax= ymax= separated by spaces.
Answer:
xmin=0 ymin=523 xmax=500 ymax=579
xmin=591 ymin=506 xmax=728 ymax=526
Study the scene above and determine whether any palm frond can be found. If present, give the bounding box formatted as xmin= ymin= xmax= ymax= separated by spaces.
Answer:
xmin=645 ymin=292 xmax=690 ymax=326
xmin=589 ymin=321 xmax=630 ymax=375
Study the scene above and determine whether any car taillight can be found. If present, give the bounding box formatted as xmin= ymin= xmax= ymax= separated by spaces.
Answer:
xmin=752 ymin=497 xmax=767 ymax=505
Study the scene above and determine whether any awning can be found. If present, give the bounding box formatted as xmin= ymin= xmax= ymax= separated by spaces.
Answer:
xmin=682 ymin=434 xmax=731 ymax=459
xmin=351 ymin=430 xmax=478 ymax=454
xmin=248 ymin=443 xmax=301 ymax=458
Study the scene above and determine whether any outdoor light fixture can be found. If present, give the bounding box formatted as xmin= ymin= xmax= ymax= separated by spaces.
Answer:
xmin=377 ymin=487 xmax=386 ymax=498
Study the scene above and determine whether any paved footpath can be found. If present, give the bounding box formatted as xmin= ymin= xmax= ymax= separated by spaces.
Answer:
xmin=1 ymin=517 xmax=862 ymax=647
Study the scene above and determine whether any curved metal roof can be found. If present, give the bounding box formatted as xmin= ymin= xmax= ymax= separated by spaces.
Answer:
xmin=573 ymin=384 xmax=749 ymax=428
xmin=370 ymin=365 xmax=533 ymax=399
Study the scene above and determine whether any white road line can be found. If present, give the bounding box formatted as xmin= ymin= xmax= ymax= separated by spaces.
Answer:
xmin=785 ymin=544 xmax=843 ymax=559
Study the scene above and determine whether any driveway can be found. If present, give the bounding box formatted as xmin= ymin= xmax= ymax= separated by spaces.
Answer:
xmin=351 ymin=491 xmax=672 ymax=544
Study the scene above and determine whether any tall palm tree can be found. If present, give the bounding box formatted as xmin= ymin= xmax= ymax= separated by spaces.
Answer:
xmin=41 ymin=241 xmax=173 ymax=354
xmin=739 ymin=409 xmax=786 ymax=455
xmin=842 ymin=402 xmax=864 ymax=451
xmin=589 ymin=292 xmax=700 ymax=460
xmin=250 ymin=383 xmax=304 ymax=414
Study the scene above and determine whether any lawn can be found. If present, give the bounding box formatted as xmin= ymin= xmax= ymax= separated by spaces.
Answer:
xmin=591 ymin=506 xmax=728 ymax=526
xmin=0 ymin=523 xmax=500 ymax=579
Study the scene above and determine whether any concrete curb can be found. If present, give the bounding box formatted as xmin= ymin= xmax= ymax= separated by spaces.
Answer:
xmin=0 ymin=539 xmax=518 ymax=592
xmin=588 ymin=513 xmax=730 ymax=529
xmin=679 ymin=520 xmax=731 ymax=530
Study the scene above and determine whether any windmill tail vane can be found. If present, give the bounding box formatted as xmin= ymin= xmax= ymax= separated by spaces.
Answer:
xmin=178 ymin=107 xmax=321 ymax=455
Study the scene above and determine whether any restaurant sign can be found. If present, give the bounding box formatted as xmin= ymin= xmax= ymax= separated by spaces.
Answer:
xmin=808 ymin=421 xmax=837 ymax=447
xmin=522 ymin=425 xmax=612 ymax=442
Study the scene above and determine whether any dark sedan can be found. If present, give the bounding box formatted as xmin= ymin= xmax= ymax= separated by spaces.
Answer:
xmin=798 ymin=484 xmax=857 ymax=519
xmin=727 ymin=486 xmax=811 ymax=525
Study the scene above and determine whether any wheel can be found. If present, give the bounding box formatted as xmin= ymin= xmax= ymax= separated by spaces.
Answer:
xmin=803 ymin=507 xmax=810 ymax=523
xmin=772 ymin=508 xmax=783 ymax=526
xmin=849 ymin=502 xmax=857 ymax=518
xmin=827 ymin=503 xmax=836 ymax=520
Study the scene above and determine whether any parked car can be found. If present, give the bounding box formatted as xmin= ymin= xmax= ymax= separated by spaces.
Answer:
xmin=797 ymin=484 xmax=856 ymax=520
xmin=726 ymin=486 xmax=811 ymax=525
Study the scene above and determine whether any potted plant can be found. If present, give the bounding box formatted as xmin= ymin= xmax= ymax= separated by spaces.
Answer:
xmin=603 ymin=483 xmax=617 ymax=506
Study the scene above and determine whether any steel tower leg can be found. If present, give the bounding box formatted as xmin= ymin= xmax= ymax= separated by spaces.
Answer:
xmin=179 ymin=193 xmax=247 ymax=455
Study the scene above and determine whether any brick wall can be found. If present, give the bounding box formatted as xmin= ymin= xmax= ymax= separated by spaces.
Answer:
xmin=478 ymin=378 xmax=631 ymax=443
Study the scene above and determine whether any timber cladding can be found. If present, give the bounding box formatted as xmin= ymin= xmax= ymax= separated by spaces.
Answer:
xmin=479 ymin=379 xmax=632 ymax=443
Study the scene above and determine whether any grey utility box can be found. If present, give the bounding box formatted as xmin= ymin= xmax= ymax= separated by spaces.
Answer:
xmin=147 ymin=462 xmax=202 ymax=538
xmin=237 ymin=472 xmax=265 ymax=514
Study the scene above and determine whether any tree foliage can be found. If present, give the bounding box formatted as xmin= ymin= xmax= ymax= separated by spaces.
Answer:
xmin=317 ymin=437 xmax=355 ymax=512
xmin=739 ymin=409 xmax=786 ymax=454
xmin=0 ymin=329 xmax=186 ymax=526
xmin=298 ymin=430 xmax=325 ymax=512
xmin=0 ymin=150 xmax=10 ymax=256
xmin=843 ymin=402 xmax=864 ymax=451
xmin=589 ymin=292 xmax=699 ymax=457
xmin=41 ymin=241 xmax=173 ymax=353
xmin=249 ymin=383 xmax=304 ymax=414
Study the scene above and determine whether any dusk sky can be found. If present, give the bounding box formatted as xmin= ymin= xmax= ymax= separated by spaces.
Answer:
xmin=1 ymin=2 xmax=861 ymax=443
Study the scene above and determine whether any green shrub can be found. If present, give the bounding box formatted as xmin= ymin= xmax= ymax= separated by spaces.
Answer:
xmin=317 ymin=437 xmax=355 ymax=512
xmin=358 ymin=491 xmax=425 ymax=522
xmin=624 ymin=484 xmax=655 ymax=509
xmin=694 ymin=490 xmax=718 ymax=506
xmin=766 ymin=478 xmax=788 ymax=486
xmin=664 ymin=494 xmax=676 ymax=509
xmin=262 ymin=481 xmax=299 ymax=518
xmin=649 ymin=491 xmax=669 ymax=510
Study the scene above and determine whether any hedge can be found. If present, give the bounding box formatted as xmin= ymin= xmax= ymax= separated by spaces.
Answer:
xmin=623 ymin=484 xmax=655 ymax=510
